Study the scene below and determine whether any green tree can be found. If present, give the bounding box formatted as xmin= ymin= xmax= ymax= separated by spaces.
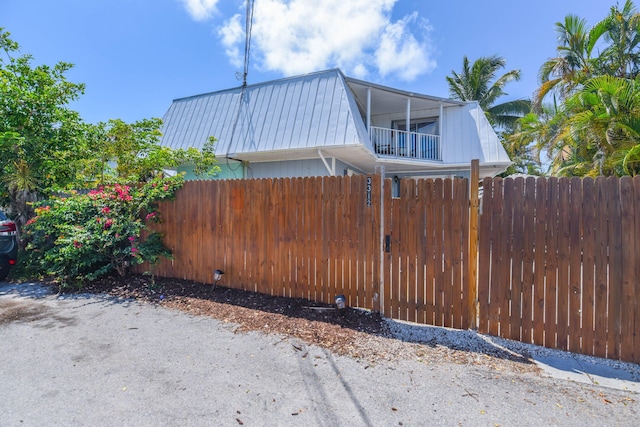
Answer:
xmin=534 ymin=15 xmax=606 ymax=110
xmin=0 ymin=28 xmax=86 ymax=223
xmin=0 ymin=28 xmax=220 ymax=225
xmin=78 ymin=119 xmax=220 ymax=186
xmin=528 ymin=2 xmax=640 ymax=177
xmin=446 ymin=55 xmax=536 ymax=174
xmin=446 ymin=55 xmax=530 ymax=129
xmin=560 ymin=75 xmax=640 ymax=176
xmin=598 ymin=0 xmax=640 ymax=78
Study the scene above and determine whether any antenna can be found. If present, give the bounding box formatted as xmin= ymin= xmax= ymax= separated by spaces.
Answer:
xmin=241 ymin=0 xmax=255 ymax=87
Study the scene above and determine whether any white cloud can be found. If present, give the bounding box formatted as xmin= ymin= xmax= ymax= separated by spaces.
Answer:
xmin=218 ymin=14 xmax=244 ymax=68
xmin=375 ymin=12 xmax=436 ymax=80
xmin=216 ymin=0 xmax=435 ymax=82
xmin=180 ymin=0 xmax=220 ymax=21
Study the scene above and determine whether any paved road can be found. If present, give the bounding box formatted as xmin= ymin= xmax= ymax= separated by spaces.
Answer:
xmin=1 ymin=282 xmax=638 ymax=426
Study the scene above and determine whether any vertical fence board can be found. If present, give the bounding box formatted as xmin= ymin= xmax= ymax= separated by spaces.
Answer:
xmin=383 ymin=179 xmax=392 ymax=318
xmin=341 ymin=177 xmax=356 ymax=307
xmin=312 ymin=177 xmax=323 ymax=302
xmin=581 ymin=178 xmax=596 ymax=356
xmin=434 ymin=179 xmax=445 ymax=326
xmin=320 ymin=177 xmax=331 ymax=304
xmin=443 ymin=180 xmax=454 ymax=328
xmin=532 ymin=178 xmax=547 ymax=346
xmin=556 ymin=178 xmax=571 ymax=351
xmin=356 ymin=176 xmax=367 ymax=309
xmin=452 ymin=179 xmax=466 ymax=329
xmin=593 ymin=177 xmax=609 ymax=358
xmin=620 ymin=177 xmax=636 ymax=362
xmin=390 ymin=183 xmax=400 ymax=319
xmin=478 ymin=178 xmax=492 ymax=333
xmin=416 ymin=180 xmax=427 ymax=324
xmin=398 ymin=180 xmax=409 ymax=321
xmin=500 ymin=178 xmax=514 ymax=338
xmin=461 ymin=178 xmax=470 ymax=330
xmin=407 ymin=181 xmax=418 ymax=322
xmin=510 ymin=178 xmax=525 ymax=341
xmin=488 ymin=179 xmax=503 ymax=336
xmin=424 ymin=179 xmax=436 ymax=326
xmin=332 ymin=177 xmax=343 ymax=303
xmin=370 ymin=175 xmax=382 ymax=312
xmin=544 ymin=178 xmax=559 ymax=349
xmin=568 ymin=178 xmax=583 ymax=354
xmin=521 ymin=178 xmax=536 ymax=344
xmin=607 ymin=177 xmax=622 ymax=360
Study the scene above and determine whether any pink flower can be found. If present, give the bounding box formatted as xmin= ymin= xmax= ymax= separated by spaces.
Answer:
xmin=101 ymin=206 xmax=111 ymax=214
xmin=104 ymin=219 xmax=113 ymax=229
xmin=145 ymin=212 xmax=157 ymax=221
xmin=128 ymin=236 xmax=136 ymax=242
xmin=73 ymin=240 xmax=82 ymax=248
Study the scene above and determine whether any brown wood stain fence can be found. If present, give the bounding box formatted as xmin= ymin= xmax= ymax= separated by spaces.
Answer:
xmin=143 ymin=173 xmax=640 ymax=364
xmin=478 ymin=176 xmax=640 ymax=363
xmin=149 ymin=176 xmax=381 ymax=309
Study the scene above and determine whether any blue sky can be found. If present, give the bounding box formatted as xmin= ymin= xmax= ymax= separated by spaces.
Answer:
xmin=4 ymin=0 xmax=614 ymax=125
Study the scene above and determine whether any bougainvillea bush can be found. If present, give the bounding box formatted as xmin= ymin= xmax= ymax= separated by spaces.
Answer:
xmin=21 ymin=175 xmax=184 ymax=288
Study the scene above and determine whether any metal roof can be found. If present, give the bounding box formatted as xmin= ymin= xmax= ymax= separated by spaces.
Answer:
xmin=160 ymin=69 xmax=370 ymax=158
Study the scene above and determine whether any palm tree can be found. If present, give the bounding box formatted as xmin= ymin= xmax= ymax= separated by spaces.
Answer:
xmin=563 ymin=75 xmax=640 ymax=175
xmin=446 ymin=55 xmax=530 ymax=130
xmin=534 ymin=15 xmax=606 ymax=110
xmin=446 ymin=55 xmax=535 ymax=174
xmin=598 ymin=0 xmax=640 ymax=78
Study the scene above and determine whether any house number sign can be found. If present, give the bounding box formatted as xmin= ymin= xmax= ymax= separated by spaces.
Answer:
xmin=366 ymin=177 xmax=372 ymax=207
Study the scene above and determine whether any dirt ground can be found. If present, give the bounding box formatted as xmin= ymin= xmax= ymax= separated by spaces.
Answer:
xmin=69 ymin=274 xmax=537 ymax=372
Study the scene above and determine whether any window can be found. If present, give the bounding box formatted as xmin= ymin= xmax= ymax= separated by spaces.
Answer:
xmin=393 ymin=118 xmax=438 ymax=135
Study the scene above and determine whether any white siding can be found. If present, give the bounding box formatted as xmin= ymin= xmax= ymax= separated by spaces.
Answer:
xmin=246 ymin=159 xmax=358 ymax=179
xmin=439 ymin=103 xmax=509 ymax=164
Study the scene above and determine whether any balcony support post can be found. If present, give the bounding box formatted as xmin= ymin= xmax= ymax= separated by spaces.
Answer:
xmin=366 ymin=88 xmax=371 ymax=131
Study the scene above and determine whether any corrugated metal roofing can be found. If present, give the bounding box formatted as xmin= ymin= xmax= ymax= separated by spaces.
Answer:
xmin=160 ymin=69 xmax=369 ymax=157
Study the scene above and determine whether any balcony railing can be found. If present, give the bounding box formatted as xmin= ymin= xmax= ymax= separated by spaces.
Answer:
xmin=370 ymin=126 xmax=441 ymax=161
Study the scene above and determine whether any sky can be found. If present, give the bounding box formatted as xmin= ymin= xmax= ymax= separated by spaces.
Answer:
xmin=3 ymin=0 xmax=615 ymax=125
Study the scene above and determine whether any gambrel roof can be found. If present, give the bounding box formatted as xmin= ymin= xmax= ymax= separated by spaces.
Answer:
xmin=160 ymin=69 xmax=511 ymax=177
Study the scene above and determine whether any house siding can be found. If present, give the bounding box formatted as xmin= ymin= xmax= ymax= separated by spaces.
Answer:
xmin=246 ymin=159 xmax=359 ymax=179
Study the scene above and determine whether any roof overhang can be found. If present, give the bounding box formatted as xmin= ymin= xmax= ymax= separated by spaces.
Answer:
xmin=223 ymin=144 xmax=510 ymax=179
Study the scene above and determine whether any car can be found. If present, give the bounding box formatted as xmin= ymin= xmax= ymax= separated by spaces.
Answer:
xmin=0 ymin=209 xmax=18 ymax=281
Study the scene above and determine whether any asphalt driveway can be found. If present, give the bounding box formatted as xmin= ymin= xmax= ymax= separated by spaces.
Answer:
xmin=1 ymin=282 xmax=638 ymax=426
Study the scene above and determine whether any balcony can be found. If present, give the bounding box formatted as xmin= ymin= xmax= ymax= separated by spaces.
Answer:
xmin=370 ymin=126 xmax=441 ymax=161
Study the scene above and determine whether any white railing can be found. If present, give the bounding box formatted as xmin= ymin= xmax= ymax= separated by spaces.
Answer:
xmin=369 ymin=126 xmax=441 ymax=161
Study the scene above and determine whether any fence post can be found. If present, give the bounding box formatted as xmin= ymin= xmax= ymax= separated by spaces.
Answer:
xmin=468 ymin=159 xmax=480 ymax=330
xmin=376 ymin=166 xmax=386 ymax=314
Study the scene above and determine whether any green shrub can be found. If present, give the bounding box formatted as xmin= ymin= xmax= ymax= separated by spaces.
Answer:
xmin=21 ymin=175 xmax=184 ymax=288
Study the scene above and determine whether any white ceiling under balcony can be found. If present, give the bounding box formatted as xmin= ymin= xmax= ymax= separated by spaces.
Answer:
xmin=343 ymin=76 xmax=464 ymax=119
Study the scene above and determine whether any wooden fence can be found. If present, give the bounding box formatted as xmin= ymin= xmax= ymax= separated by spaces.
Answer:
xmin=478 ymin=176 xmax=640 ymax=363
xmin=150 ymin=176 xmax=381 ymax=310
xmin=143 ymin=174 xmax=640 ymax=364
